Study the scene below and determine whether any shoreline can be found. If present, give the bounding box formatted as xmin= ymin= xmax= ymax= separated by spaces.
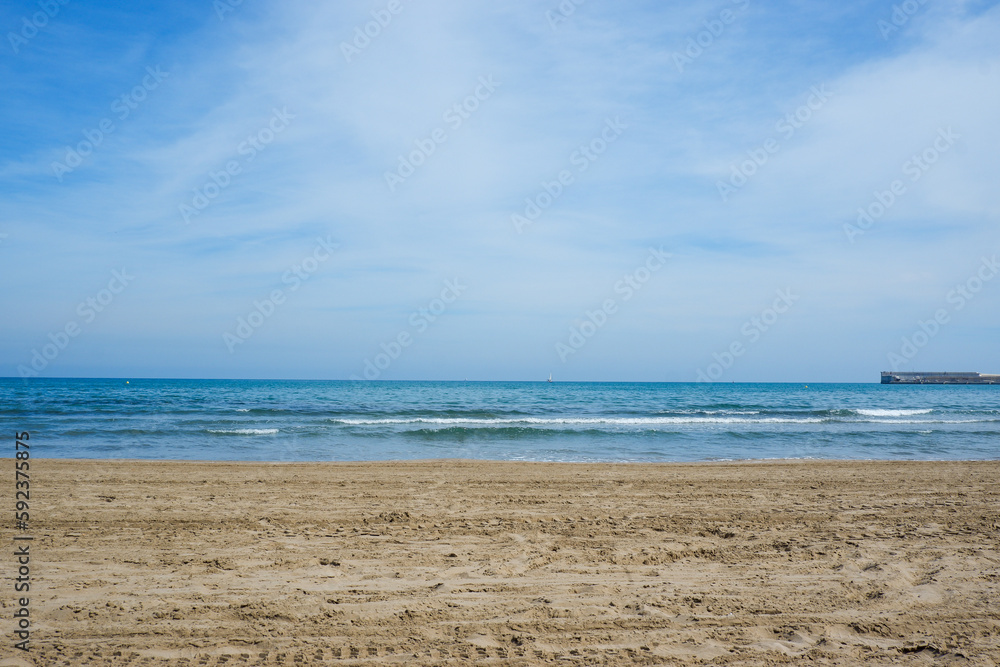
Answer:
xmin=18 ymin=456 xmax=1000 ymax=464
xmin=8 ymin=458 xmax=999 ymax=665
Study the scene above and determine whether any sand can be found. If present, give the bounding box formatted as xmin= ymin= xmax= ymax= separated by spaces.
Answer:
xmin=1 ymin=459 xmax=998 ymax=666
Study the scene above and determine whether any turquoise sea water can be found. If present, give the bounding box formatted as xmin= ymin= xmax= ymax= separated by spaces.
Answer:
xmin=1 ymin=378 xmax=998 ymax=462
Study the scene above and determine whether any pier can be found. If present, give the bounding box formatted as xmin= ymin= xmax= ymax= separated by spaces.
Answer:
xmin=881 ymin=371 xmax=1000 ymax=384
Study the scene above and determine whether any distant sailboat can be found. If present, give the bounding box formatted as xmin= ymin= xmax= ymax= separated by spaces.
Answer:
xmin=547 ymin=373 xmax=553 ymax=383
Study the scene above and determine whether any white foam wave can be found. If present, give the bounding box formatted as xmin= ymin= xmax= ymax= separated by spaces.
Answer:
xmin=235 ymin=408 xmax=251 ymax=412
xmin=333 ymin=417 xmax=824 ymax=426
xmin=208 ymin=428 xmax=278 ymax=435
xmin=865 ymin=419 xmax=984 ymax=424
xmin=855 ymin=408 xmax=933 ymax=417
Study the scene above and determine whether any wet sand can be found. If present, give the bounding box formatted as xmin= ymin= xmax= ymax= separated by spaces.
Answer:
xmin=3 ymin=458 xmax=999 ymax=665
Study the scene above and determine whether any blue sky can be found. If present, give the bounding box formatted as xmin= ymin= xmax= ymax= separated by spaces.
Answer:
xmin=1 ymin=0 xmax=998 ymax=381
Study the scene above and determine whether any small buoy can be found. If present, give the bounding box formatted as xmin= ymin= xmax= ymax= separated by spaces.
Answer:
xmin=126 ymin=381 xmax=130 ymax=384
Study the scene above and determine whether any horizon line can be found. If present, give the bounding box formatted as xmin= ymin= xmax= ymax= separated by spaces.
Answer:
xmin=3 ymin=376 xmax=888 ymax=384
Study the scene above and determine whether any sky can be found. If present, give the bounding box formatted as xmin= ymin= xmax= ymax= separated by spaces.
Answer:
xmin=1 ymin=0 xmax=998 ymax=382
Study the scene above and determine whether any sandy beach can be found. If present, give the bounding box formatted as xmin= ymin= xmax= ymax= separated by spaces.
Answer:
xmin=3 ymin=459 xmax=999 ymax=665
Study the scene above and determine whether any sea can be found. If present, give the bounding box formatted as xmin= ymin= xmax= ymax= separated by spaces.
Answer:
xmin=1 ymin=378 xmax=998 ymax=462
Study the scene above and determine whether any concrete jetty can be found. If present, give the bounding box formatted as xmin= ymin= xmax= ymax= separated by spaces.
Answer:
xmin=881 ymin=372 xmax=1000 ymax=384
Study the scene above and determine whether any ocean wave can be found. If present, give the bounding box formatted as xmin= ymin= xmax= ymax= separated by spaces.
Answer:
xmin=855 ymin=408 xmax=933 ymax=417
xmin=333 ymin=417 xmax=826 ymax=426
xmin=207 ymin=428 xmax=279 ymax=435
xmin=863 ymin=419 xmax=987 ymax=424
xmin=332 ymin=414 xmax=999 ymax=428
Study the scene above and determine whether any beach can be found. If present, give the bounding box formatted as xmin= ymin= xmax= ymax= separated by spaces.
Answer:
xmin=4 ymin=458 xmax=999 ymax=665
